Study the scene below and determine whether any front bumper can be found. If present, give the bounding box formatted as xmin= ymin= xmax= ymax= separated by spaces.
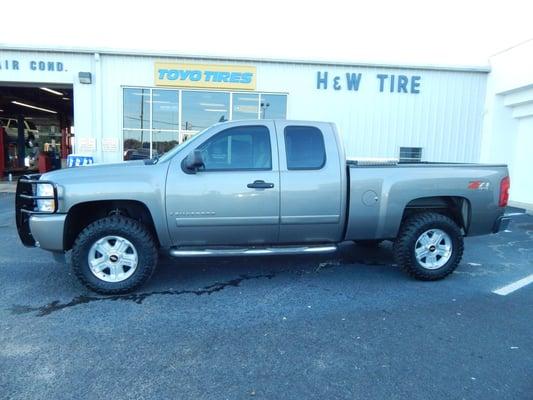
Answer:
xmin=29 ymin=214 xmax=67 ymax=251
xmin=492 ymin=216 xmax=511 ymax=233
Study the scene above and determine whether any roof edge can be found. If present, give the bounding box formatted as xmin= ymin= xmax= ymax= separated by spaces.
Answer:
xmin=0 ymin=43 xmax=491 ymax=73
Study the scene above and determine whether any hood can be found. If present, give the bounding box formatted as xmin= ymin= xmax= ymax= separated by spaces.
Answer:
xmin=40 ymin=160 xmax=146 ymax=184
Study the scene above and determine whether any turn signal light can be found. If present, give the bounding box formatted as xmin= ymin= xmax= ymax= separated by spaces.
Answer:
xmin=499 ymin=176 xmax=510 ymax=207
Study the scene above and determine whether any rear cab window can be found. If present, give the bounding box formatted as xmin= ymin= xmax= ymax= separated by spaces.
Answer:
xmin=284 ymin=125 xmax=326 ymax=170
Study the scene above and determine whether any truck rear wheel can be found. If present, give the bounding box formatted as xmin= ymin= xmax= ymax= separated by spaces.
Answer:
xmin=71 ymin=216 xmax=158 ymax=294
xmin=394 ymin=212 xmax=463 ymax=280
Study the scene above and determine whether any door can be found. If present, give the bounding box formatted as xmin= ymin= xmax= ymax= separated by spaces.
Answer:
xmin=276 ymin=121 xmax=345 ymax=243
xmin=166 ymin=121 xmax=280 ymax=246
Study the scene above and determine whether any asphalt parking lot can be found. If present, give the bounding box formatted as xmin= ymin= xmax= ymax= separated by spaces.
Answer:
xmin=0 ymin=192 xmax=531 ymax=400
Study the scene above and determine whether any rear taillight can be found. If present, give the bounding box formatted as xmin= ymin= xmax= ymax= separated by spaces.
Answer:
xmin=499 ymin=176 xmax=510 ymax=207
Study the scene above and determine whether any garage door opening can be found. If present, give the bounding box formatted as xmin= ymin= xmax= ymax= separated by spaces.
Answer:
xmin=0 ymin=83 xmax=73 ymax=176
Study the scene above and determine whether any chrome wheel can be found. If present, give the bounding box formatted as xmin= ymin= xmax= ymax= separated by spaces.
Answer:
xmin=88 ymin=236 xmax=138 ymax=283
xmin=414 ymin=229 xmax=452 ymax=270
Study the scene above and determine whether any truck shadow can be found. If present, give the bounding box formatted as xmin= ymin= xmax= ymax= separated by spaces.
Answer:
xmin=10 ymin=242 xmax=400 ymax=317
xmin=153 ymin=241 xmax=398 ymax=287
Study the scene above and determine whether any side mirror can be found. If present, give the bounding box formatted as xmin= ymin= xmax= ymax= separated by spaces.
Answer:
xmin=182 ymin=149 xmax=205 ymax=174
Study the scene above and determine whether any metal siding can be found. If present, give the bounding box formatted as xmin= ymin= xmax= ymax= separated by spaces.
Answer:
xmin=254 ymin=62 xmax=486 ymax=162
xmin=0 ymin=49 xmax=487 ymax=164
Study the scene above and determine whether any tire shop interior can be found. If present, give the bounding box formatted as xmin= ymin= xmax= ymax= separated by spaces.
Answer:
xmin=0 ymin=84 xmax=73 ymax=176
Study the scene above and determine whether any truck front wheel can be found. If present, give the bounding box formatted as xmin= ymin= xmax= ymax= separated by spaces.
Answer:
xmin=394 ymin=212 xmax=464 ymax=280
xmin=71 ymin=216 xmax=158 ymax=294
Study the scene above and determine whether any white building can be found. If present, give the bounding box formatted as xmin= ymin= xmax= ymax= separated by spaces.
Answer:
xmin=0 ymin=44 xmax=530 ymax=208
xmin=481 ymin=40 xmax=533 ymax=211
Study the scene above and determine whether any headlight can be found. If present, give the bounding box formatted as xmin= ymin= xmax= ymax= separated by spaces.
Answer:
xmin=36 ymin=183 xmax=56 ymax=212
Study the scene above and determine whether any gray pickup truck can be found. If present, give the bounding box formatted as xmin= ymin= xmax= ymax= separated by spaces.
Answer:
xmin=16 ymin=120 xmax=511 ymax=294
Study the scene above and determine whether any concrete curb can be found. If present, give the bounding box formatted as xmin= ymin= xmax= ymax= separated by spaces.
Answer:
xmin=509 ymin=201 xmax=533 ymax=215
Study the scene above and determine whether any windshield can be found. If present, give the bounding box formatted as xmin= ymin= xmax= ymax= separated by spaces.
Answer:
xmin=154 ymin=125 xmax=214 ymax=164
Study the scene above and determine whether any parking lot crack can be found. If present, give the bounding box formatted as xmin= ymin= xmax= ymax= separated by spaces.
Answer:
xmin=9 ymin=273 xmax=276 ymax=317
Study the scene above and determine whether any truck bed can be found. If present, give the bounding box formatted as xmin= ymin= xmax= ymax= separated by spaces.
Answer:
xmin=344 ymin=161 xmax=508 ymax=240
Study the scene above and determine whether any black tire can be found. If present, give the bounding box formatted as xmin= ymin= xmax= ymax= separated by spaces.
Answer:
xmin=71 ymin=216 xmax=158 ymax=294
xmin=393 ymin=212 xmax=463 ymax=281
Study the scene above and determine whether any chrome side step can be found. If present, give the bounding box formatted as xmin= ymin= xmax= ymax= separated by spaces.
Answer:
xmin=169 ymin=245 xmax=337 ymax=257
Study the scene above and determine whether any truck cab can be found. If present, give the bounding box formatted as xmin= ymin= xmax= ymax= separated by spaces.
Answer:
xmin=165 ymin=120 xmax=346 ymax=246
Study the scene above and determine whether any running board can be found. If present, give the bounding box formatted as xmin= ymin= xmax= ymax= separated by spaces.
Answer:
xmin=169 ymin=245 xmax=338 ymax=257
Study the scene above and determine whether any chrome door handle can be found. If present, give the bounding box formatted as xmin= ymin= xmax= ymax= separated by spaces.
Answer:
xmin=247 ymin=180 xmax=274 ymax=189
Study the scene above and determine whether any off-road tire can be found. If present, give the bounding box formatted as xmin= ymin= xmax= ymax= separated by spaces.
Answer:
xmin=394 ymin=212 xmax=463 ymax=280
xmin=71 ymin=216 xmax=158 ymax=294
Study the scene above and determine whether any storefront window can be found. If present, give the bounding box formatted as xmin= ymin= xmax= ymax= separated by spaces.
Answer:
xmin=260 ymin=94 xmax=287 ymax=119
xmin=123 ymin=88 xmax=152 ymax=160
xmin=122 ymin=88 xmax=287 ymax=160
xmin=152 ymin=130 xmax=179 ymax=155
xmin=182 ymin=91 xmax=229 ymax=134
xmin=152 ymin=89 xmax=179 ymax=156
xmin=123 ymin=130 xmax=150 ymax=160
xmin=123 ymin=88 xmax=150 ymax=129
xmin=232 ymin=93 xmax=259 ymax=120
xmin=152 ymin=90 xmax=179 ymax=130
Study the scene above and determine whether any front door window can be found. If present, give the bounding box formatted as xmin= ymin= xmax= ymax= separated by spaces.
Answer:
xmin=197 ymin=125 xmax=272 ymax=170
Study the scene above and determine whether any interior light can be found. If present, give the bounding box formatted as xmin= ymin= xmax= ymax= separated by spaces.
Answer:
xmin=11 ymin=101 xmax=57 ymax=114
xmin=235 ymin=105 xmax=258 ymax=113
xmin=204 ymin=108 xmax=228 ymax=112
xmin=40 ymin=87 xmax=63 ymax=96
xmin=131 ymin=91 xmax=160 ymax=97
xmin=62 ymin=97 xmax=70 ymax=101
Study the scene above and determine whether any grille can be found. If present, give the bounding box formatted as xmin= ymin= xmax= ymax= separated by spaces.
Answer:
xmin=15 ymin=174 xmax=58 ymax=246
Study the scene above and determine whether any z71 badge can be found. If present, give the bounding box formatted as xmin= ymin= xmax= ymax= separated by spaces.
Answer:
xmin=468 ymin=180 xmax=490 ymax=190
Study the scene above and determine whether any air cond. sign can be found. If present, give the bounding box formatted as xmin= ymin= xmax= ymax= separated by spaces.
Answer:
xmin=154 ymin=62 xmax=256 ymax=90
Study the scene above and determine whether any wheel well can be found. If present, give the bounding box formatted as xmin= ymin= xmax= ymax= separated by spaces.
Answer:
xmin=401 ymin=196 xmax=470 ymax=233
xmin=63 ymin=200 xmax=160 ymax=250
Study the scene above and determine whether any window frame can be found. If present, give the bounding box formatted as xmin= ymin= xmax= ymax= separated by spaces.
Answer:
xmin=283 ymin=125 xmax=327 ymax=171
xmin=195 ymin=124 xmax=273 ymax=172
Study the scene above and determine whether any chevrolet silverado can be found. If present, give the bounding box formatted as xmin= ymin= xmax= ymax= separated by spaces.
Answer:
xmin=16 ymin=120 xmax=511 ymax=294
